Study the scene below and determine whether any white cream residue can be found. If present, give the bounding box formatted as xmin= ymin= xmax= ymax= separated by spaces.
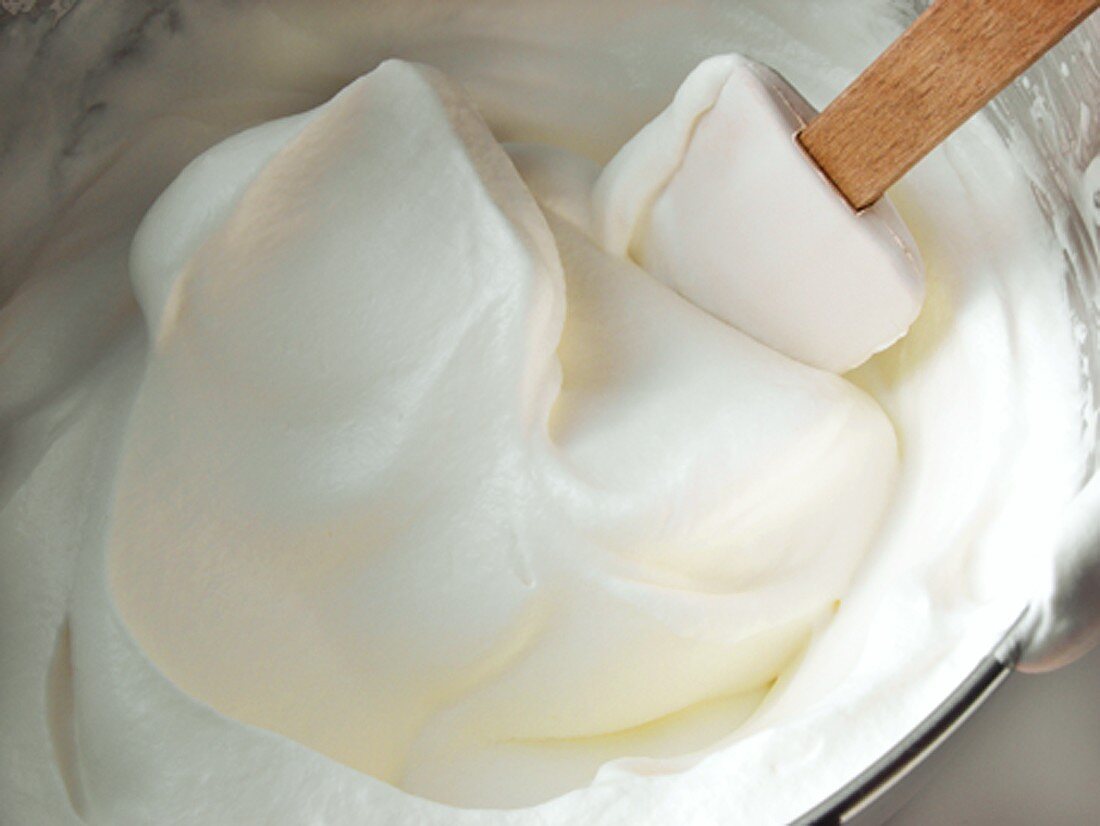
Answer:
xmin=0 ymin=2 xmax=1090 ymax=825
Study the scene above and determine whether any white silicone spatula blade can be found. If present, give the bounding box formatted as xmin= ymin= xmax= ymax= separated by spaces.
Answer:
xmin=594 ymin=56 xmax=923 ymax=373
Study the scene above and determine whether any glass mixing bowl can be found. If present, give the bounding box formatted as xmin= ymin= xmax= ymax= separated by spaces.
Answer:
xmin=1 ymin=1 xmax=1097 ymax=823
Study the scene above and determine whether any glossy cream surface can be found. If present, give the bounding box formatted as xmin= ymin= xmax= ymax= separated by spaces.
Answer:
xmin=0 ymin=2 xmax=1089 ymax=824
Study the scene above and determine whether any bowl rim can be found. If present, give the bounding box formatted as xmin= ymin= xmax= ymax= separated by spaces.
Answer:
xmin=793 ymin=611 xmax=1026 ymax=824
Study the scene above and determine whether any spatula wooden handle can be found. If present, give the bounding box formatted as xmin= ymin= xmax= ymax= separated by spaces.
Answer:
xmin=799 ymin=0 xmax=1098 ymax=210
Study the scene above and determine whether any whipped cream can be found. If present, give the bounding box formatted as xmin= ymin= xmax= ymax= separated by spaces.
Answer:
xmin=110 ymin=56 xmax=901 ymax=808
xmin=0 ymin=2 xmax=1091 ymax=824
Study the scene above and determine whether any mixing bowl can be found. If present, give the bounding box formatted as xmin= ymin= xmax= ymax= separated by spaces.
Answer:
xmin=2 ymin=1 xmax=1098 ymax=823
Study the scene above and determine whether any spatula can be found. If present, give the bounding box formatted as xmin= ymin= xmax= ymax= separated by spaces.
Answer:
xmin=801 ymin=0 xmax=1099 ymax=210
xmin=596 ymin=0 xmax=1098 ymax=373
